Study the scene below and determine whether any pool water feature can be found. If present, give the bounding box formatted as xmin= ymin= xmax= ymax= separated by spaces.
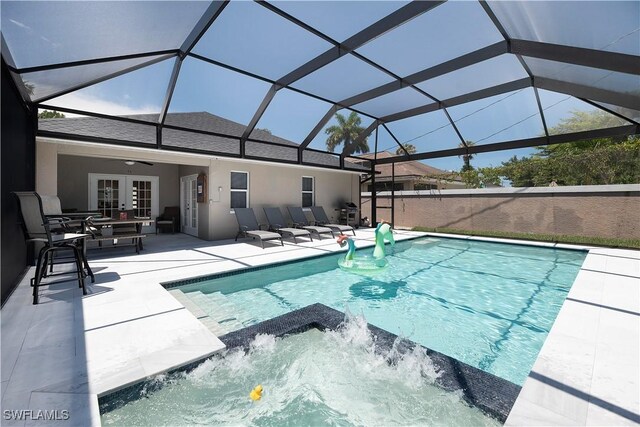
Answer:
xmin=174 ymin=237 xmax=586 ymax=385
xmin=101 ymin=313 xmax=501 ymax=426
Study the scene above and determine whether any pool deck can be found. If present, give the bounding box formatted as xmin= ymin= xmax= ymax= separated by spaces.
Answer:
xmin=1 ymin=230 xmax=638 ymax=426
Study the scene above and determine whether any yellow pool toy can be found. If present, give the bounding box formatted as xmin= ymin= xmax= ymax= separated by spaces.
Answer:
xmin=249 ymin=385 xmax=263 ymax=401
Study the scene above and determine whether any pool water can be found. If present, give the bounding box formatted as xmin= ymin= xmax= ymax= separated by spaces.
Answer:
xmin=178 ymin=238 xmax=586 ymax=385
xmin=101 ymin=315 xmax=500 ymax=426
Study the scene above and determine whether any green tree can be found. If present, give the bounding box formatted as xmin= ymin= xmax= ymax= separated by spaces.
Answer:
xmin=458 ymin=140 xmax=476 ymax=172
xmin=395 ymin=143 xmax=416 ymax=155
xmin=495 ymin=110 xmax=639 ymax=186
xmin=38 ymin=110 xmax=65 ymax=119
xmin=325 ymin=112 xmax=369 ymax=156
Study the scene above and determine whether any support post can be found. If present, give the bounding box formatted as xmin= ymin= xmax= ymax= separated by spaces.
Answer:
xmin=371 ymin=127 xmax=378 ymax=226
xmin=391 ymin=162 xmax=395 ymax=228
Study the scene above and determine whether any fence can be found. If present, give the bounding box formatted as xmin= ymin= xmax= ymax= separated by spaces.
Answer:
xmin=360 ymin=184 xmax=640 ymax=240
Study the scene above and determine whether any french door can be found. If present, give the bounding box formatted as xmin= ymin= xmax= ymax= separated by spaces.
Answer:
xmin=180 ymin=175 xmax=198 ymax=236
xmin=89 ymin=174 xmax=159 ymax=233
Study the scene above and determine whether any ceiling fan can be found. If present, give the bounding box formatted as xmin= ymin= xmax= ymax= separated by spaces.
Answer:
xmin=118 ymin=159 xmax=154 ymax=166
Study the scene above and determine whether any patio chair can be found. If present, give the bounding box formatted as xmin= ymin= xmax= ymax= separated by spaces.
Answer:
xmin=263 ymin=207 xmax=313 ymax=243
xmin=286 ymin=207 xmax=334 ymax=239
xmin=310 ymin=206 xmax=356 ymax=236
xmin=13 ymin=192 xmax=90 ymax=304
xmin=234 ymin=208 xmax=283 ymax=249
xmin=156 ymin=206 xmax=180 ymax=234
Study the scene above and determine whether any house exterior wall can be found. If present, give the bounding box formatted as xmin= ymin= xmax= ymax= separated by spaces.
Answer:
xmin=37 ymin=138 xmax=360 ymax=242
xmin=208 ymin=158 xmax=360 ymax=240
xmin=56 ymin=154 xmax=181 ymax=213
xmin=360 ymin=185 xmax=640 ymax=240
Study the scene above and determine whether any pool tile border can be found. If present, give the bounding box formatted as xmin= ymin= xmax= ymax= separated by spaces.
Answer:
xmin=99 ymin=303 xmax=520 ymax=423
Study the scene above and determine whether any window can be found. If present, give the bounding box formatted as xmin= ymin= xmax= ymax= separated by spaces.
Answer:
xmin=302 ymin=176 xmax=314 ymax=207
xmin=367 ymin=182 xmax=404 ymax=192
xmin=230 ymin=171 xmax=248 ymax=209
xmin=414 ymin=183 xmax=438 ymax=191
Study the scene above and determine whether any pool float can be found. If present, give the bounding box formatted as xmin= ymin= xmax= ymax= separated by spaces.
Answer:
xmin=249 ymin=384 xmax=263 ymax=401
xmin=337 ymin=222 xmax=395 ymax=274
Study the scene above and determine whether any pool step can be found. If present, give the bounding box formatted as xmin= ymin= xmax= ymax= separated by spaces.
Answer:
xmin=169 ymin=289 xmax=230 ymax=336
xmin=186 ymin=291 xmax=245 ymax=333
xmin=204 ymin=292 xmax=255 ymax=331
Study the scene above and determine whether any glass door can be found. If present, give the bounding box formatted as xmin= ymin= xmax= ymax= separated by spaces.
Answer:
xmin=89 ymin=174 xmax=159 ymax=233
xmin=180 ymin=175 xmax=198 ymax=236
xmin=89 ymin=175 xmax=125 ymax=218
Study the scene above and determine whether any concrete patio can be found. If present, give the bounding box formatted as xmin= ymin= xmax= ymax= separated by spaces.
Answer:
xmin=1 ymin=230 xmax=638 ymax=426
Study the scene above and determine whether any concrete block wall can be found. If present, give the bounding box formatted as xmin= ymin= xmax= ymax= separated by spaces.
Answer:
xmin=360 ymin=185 xmax=640 ymax=240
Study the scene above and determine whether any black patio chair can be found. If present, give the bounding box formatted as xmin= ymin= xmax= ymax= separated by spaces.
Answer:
xmin=234 ymin=208 xmax=283 ymax=248
xmin=310 ymin=206 xmax=355 ymax=236
xmin=286 ymin=206 xmax=334 ymax=239
xmin=263 ymin=207 xmax=312 ymax=243
xmin=14 ymin=192 xmax=90 ymax=304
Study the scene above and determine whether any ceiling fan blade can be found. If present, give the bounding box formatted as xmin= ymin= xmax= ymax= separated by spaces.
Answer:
xmin=137 ymin=161 xmax=154 ymax=166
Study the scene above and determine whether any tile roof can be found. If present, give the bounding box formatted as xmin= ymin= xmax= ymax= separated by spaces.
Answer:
xmin=360 ymin=151 xmax=462 ymax=181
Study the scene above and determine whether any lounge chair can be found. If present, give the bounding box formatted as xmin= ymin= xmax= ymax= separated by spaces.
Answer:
xmin=264 ymin=207 xmax=313 ymax=243
xmin=310 ymin=206 xmax=356 ymax=236
xmin=234 ymin=208 xmax=283 ymax=248
xmin=286 ymin=207 xmax=334 ymax=239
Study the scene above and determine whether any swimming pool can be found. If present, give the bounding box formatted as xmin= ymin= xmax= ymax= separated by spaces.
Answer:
xmin=173 ymin=237 xmax=586 ymax=385
xmin=101 ymin=312 xmax=503 ymax=426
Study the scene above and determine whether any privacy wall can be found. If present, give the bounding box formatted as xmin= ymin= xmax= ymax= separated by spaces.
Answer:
xmin=361 ymin=185 xmax=640 ymax=240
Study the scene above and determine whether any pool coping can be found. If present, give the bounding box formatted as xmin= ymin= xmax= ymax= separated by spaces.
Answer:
xmin=99 ymin=303 xmax=520 ymax=423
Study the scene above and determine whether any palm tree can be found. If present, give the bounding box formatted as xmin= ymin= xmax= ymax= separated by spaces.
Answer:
xmin=458 ymin=140 xmax=476 ymax=172
xmin=395 ymin=143 xmax=416 ymax=155
xmin=325 ymin=112 xmax=369 ymax=156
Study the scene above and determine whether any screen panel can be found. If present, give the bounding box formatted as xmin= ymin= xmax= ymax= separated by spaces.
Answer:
xmin=45 ymin=58 xmax=176 ymax=122
xmin=306 ymin=109 xmax=375 ymax=154
xmin=245 ymin=140 xmax=298 ymax=162
xmin=291 ymin=54 xmax=394 ymax=102
xmin=20 ymin=54 xmax=172 ymax=102
xmin=1 ymin=1 xmax=209 ymax=68
xmin=352 ymin=87 xmax=434 ymax=118
xmin=168 ymin=57 xmax=271 ymax=129
xmin=416 ymin=55 xmax=528 ymax=101
xmin=272 ymin=1 xmax=409 ymax=42
xmin=385 ymin=109 xmax=462 ymax=154
xmin=537 ymin=89 xmax=630 ymax=135
xmin=524 ymin=57 xmax=640 ymax=97
xmin=302 ymin=150 xmax=341 ymax=168
xmin=250 ymin=88 xmax=333 ymax=144
xmin=447 ymin=88 xmax=545 ymax=145
xmin=487 ymin=1 xmax=640 ymax=56
xmin=38 ymin=114 xmax=157 ymax=145
xmin=356 ymin=1 xmax=503 ymax=77
xmin=163 ymin=128 xmax=240 ymax=154
xmin=192 ymin=1 xmax=333 ymax=80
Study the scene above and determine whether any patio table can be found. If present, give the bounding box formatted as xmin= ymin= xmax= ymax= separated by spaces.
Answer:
xmin=88 ymin=217 xmax=153 ymax=252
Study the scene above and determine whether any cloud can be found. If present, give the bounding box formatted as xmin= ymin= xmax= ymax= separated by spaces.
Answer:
xmin=47 ymin=91 xmax=159 ymax=118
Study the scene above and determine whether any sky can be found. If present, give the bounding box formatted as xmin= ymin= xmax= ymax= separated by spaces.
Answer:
xmin=5 ymin=0 xmax=638 ymax=173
